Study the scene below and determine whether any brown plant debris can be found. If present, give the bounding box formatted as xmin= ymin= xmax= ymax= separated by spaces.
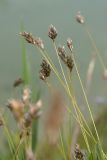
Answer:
xmin=24 ymin=100 xmax=42 ymax=128
xmin=48 ymin=24 xmax=58 ymax=40
xmin=58 ymin=45 xmax=74 ymax=72
xmin=34 ymin=37 xmax=44 ymax=50
xmin=39 ymin=59 xmax=51 ymax=81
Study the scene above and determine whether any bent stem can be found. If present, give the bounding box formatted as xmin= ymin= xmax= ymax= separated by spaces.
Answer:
xmin=71 ymin=49 xmax=100 ymax=143
xmin=83 ymin=23 xmax=106 ymax=71
xmin=52 ymin=41 xmax=91 ymax=152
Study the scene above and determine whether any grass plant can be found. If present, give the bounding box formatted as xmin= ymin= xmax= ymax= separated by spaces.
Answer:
xmin=0 ymin=13 xmax=107 ymax=160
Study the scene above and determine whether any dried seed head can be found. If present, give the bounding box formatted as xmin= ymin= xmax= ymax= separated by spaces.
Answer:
xmin=74 ymin=144 xmax=84 ymax=160
xmin=24 ymin=100 xmax=42 ymax=128
xmin=29 ymin=100 xmax=42 ymax=118
xmin=76 ymin=12 xmax=85 ymax=24
xmin=39 ymin=73 xmax=46 ymax=81
xmin=20 ymin=32 xmax=35 ymax=44
xmin=7 ymin=99 xmax=24 ymax=121
xmin=58 ymin=45 xmax=66 ymax=63
xmin=58 ymin=45 xmax=65 ymax=55
xmin=34 ymin=37 xmax=44 ymax=50
xmin=13 ymin=78 xmax=24 ymax=87
xmin=48 ymin=24 xmax=58 ymax=40
xmin=20 ymin=32 xmax=44 ymax=50
xmin=66 ymin=56 xmax=74 ymax=72
xmin=58 ymin=45 xmax=74 ymax=72
xmin=22 ymin=87 xmax=31 ymax=104
xmin=24 ymin=113 xmax=32 ymax=128
xmin=67 ymin=38 xmax=73 ymax=51
xmin=45 ymin=90 xmax=66 ymax=145
xmin=39 ymin=59 xmax=51 ymax=81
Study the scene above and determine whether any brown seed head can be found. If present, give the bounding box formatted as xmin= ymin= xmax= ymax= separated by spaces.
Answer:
xmin=7 ymin=99 xmax=24 ymax=121
xmin=20 ymin=32 xmax=35 ymax=44
xmin=29 ymin=100 xmax=42 ymax=118
xmin=67 ymin=38 xmax=73 ymax=51
xmin=22 ymin=87 xmax=31 ymax=104
xmin=48 ymin=24 xmax=58 ymax=40
xmin=20 ymin=32 xmax=44 ymax=50
xmin=76 ymin=12 xmax=85 ymax=24
xmin=24 ymin=113 xmax=32 ymax=128
xmin=58 ymin=45 xmax=65 ymax=55
xmin=34 ymin=37 xmax=44 ymax=50
xmin=66 ymin=56 xmax=74 ymax=72
xmin=24 ymin=100 xmax=42 ymax=127
xmin=58 ymin=45 xmax=74 ymax=72
xmin=39 ymin=59 xmax=51 ymax=81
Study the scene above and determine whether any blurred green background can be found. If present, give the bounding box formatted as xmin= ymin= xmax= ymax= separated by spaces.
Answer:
xmin=0 ymin=0 xmax=107 ymax=105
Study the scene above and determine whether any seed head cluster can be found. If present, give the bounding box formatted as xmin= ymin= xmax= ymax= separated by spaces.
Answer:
xmin=48 ymin=24 xmax=58 ymax=40
xmin=58 ymin=45 xmax=74 ymax=72
xmin=20 ymin=32 xmax=35 ymax=44
xmin=7 ymin=87 xmax=42 ymax=130
xmin=67 ymin=38 xmax=73 ymax=51
xmin=20 ymin=32 xmax=44 ymax=50
xmin=39 ymin=59 xmax=51 ymax=81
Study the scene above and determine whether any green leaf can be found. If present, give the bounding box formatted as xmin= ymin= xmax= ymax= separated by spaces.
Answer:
xmin=20 ymin=23 xmax=30 ymax=85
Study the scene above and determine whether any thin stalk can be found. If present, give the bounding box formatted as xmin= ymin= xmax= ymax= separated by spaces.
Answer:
xmin=34 ymin=44 xmax=96 ymax=143
xmin=73 ymin=104 xmax=91 ymax=153
xmin=52 ymin=41 xmax=91 ymax=152
xmin=71 ymin=51 xmax=100 ymax=143
xmin=67 ymin=69 xmax=96 ymax=143
xmin=59 ymin=129 xmax=67 ymax=160
xmin=73 ymin=96 xmax=96 ymax=143
xmin=57 ymin=143 xmax=67 ymax=160
xmin=83 ymin=24 xmax=106 ymax=71
xmin=53 ymin=42 xmax=95 ymax=143
xmin=2 ymin=118 xmax=16 ymax=156
xmin=13 ymin=138 xmax=23 ymax=160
